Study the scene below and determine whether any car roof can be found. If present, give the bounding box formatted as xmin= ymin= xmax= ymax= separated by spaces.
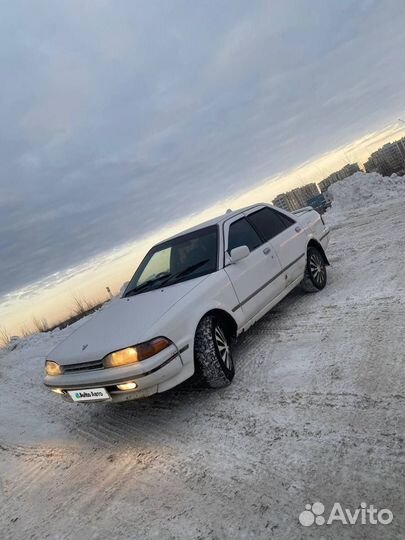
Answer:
xmin=161 ymin=203 xmax=268 ymax=243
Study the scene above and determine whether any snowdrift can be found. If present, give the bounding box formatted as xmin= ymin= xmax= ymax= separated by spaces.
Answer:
xmin=325 ymin=172 xmax=405 ymax=225
xmin=327 ymin=172 xmax=405 ymax=213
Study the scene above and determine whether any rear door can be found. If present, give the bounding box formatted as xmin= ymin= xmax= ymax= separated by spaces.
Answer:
xmin=246 ymin=206 xmax=307 ymax=284
xmin=223 ymin=215 xmax=283 ymax=323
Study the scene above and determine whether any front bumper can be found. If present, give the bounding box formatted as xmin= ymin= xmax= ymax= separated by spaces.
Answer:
xmin=44 ymin=344 xmax=190 ymax=403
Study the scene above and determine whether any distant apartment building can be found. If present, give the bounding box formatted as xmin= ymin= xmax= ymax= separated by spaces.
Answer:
xmin=296 ymin=182 xmax=320 ymax=203
xmin=272 ymin=194 xmax=290 ymax=211
xmin=272 ymin=182 xmax=320 ymax=212
xmin=363 ymin=137 xmax=405 ymax=176
xmin=318 ymin=163 xmax=360 ymax=192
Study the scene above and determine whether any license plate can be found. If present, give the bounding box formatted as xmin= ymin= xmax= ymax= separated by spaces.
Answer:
xmin=68 ymin=388 xmax=110 ymax=402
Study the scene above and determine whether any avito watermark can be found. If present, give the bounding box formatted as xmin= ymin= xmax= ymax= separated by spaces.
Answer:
xmin=299 ymin=501 xmax=393 ymax=527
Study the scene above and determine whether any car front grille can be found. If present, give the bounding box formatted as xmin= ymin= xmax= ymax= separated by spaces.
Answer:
xmin=62 ymin=359 xmax=104 ymax=373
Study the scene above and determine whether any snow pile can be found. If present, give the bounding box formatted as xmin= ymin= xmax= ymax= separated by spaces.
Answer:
xmin=326 ymin=172 xmax=405 ymax=219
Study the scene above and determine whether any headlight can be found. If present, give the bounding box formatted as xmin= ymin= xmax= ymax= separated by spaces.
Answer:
xmin=103 ymin=337 xmax=171 ymax=368
xmin=45 ymin=360 xmax=63 ymax=376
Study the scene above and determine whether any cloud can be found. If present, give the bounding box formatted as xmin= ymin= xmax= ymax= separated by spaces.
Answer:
xmin=0 ymin=0 xmax=404 ymax=298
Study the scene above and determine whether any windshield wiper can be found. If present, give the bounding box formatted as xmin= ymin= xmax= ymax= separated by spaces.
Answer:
xmin=124 ymin=273 xmax=171 ymax=297
xmin=124 ymin=259 xmax=210 ymax=297
xmin=158 ymin=259 xmax=210 ymax=288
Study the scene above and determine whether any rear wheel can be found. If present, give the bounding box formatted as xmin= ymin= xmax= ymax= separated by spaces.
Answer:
xmin=194 ymin=315 xmax=235 ymax=388
xmin=301 ymin=246 xmax=327 ymax=292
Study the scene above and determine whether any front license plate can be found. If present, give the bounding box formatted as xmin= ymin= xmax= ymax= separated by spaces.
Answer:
xmin=68 ymin=388 xmax=110 ymax=402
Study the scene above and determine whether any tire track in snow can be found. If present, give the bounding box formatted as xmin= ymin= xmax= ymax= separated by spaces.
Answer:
xmin=2 ymin=199 xmax=405 ymax=540
xmin=5 ymin=460 xmax=50 ymax=500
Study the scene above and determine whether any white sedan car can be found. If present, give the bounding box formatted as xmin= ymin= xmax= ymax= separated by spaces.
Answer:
xmin=44 ymin=203 xmax=330 ymax=403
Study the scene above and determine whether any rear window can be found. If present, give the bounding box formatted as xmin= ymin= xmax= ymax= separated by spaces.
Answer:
xmin=247 ymin=207 xmax=294 ymax=241
xmin=277 ymin=211 xmax=295 ymax=228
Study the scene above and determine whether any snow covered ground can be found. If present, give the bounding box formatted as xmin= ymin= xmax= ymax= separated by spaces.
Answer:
xmin=0 ymin=174 xmax=404 ymax=539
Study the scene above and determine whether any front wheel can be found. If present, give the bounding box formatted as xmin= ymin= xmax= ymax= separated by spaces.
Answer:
xmin=301 ymin=246 xmax=327 ymax=292
xmin=194 ymin=315 xmax=235 ymax=388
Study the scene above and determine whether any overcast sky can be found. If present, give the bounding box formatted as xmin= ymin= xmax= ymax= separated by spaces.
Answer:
xmin=1 ymin=0 xmax=404 ymax=300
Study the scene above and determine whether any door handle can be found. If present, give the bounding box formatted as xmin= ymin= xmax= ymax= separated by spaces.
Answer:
xmin=263 ymin=247 xmax=271 ymax=255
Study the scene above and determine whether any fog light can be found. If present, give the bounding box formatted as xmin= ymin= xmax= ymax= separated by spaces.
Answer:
xmin=51 ymin=388 xmax=64 ymax=394
xmin=117 ymin=382 xmax=137 ymax=391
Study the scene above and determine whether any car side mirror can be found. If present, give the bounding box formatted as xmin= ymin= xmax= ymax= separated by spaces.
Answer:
xmin=229 ymin=245 xmax=250 ymax=264
xmin=120 ymin=281 xmax=129 ymax=297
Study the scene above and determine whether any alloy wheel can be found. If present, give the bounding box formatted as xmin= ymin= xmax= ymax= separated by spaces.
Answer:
xmin=214 ymin=326 xmax=232 ymax=370
xmin=309 ymin=252 xmax=326 ymax=287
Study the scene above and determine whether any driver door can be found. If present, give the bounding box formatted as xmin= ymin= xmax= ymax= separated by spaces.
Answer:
xmin=223 ymin=215 xmax=283 ymax=324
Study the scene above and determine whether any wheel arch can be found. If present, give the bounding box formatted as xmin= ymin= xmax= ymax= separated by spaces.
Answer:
xmin=196 ymin=308 xmax=238 ymax=342
xmin=306 ymin=239 xmax=330 ymax=265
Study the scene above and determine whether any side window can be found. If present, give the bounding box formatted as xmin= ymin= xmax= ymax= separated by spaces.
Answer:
xmin=277 ymin=211 xmax=295 ymax=228
xmin=247 ymin=207 xmax=294 ymax=241
xmin=228 ymin=218 xmax=262 ymax=252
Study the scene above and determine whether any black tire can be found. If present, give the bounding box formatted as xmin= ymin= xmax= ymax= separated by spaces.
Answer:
xmin=194 ymin=315 xmax=235 ymax=388
xmin=301 ymin=246 xmax=327 ymax=292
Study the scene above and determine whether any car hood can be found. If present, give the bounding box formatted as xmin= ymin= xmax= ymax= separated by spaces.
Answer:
xmin=48 ymin=276 xmax=207 ymax=365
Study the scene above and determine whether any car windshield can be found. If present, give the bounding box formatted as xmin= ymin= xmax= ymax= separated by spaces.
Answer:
xmin=123 ymin=225 xmax=219 ymax=297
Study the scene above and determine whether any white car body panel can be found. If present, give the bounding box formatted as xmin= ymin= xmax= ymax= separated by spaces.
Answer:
xmin=50 ymin=276 xmax=209 ymax=365
xmin=45 ymin=202 xmax=330 ymax=402
xmin=223 ymin=213 xmax=284 ymax=323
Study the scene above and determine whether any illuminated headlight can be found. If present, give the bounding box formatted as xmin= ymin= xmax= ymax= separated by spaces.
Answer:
xmin=45 ymin=360 xmax=63 ymax=376
xmin=103 ymin=337 xmax=171 ymax=369
xmin=117 ymin=382 xmax=137 ymax=391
